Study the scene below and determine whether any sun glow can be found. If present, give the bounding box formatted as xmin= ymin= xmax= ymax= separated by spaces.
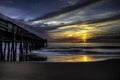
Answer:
xmin=83 ymin=55 xmax=89 ymax=62
xmin=81 ymin=31 xmax=87 ymax=43
xmin=49 ymin=24 xmax=94 ymax=42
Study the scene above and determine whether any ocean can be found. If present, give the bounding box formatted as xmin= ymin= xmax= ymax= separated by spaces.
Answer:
xmin=31 ymin=43 xmax=120 ymax=62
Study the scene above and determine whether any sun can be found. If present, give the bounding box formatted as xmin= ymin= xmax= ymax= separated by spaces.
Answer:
xmin=82 ymin=33 xmax=87 ymax=43
xmin=81 ymin=31 xmax=87 ymax=43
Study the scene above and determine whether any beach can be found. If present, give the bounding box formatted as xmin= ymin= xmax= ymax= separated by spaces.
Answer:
xmin=0 ymin=43 xmax=120 ymax=80
xmin=0 ymin=59 xmax=120 ymax=80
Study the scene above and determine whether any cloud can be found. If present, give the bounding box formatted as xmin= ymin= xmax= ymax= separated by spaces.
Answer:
xmin=29 ymin=0 xmax=111 ymax=27
xmin=56 ymin=12 xmax=120 ymax=27
xmin=30 ymin=0 xmax=101 ymax=21
xmin=45 ymin=20 xmax=72 ymax=26
xmin=49 ymin=37 xmax=81 ymax=42
xmin=66 ymin=0 xmax=80 ymax=5
xmin=47 ymin=17 xmax=120 ymax=42
xmin=0 ymin=6 xmax=24 ymax=18
xmin=37 ymin=11 xmax=120 ymax=32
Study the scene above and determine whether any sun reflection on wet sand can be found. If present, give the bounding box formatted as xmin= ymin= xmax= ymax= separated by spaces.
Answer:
xmin=48 ymin=55 xmax=105 ymax=62
xmin=82 ymin=55 xmax=90 ymax=62
xmin=48 ymin=54 xmax=120 ymax=62
xmin=69 ymin=55 xmax=94 ymax=62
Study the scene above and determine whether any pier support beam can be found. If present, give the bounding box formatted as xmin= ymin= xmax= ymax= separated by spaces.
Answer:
xmin=0 ymin=31 xmax=4 ymax=61
xmin=7 ymin=42 xmax=10 ymax=61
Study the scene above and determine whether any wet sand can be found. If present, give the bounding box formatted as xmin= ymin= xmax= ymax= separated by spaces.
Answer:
xmin=0 ymin=59 xmax=120 ymax=80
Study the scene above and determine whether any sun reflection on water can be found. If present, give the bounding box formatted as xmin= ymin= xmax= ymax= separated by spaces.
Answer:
xmin=49 ymin=54 xmax=120 ymax=62
xmin=49 ymin=55 xmax=96 ymax=62
xmin=83 ymin=55 xmax=89 ymax=62
xmin=72 ymin=55 xmax=93 ymax=62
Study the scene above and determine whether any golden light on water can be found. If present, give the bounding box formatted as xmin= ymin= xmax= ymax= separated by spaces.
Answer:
xmin=83 ymin=55 xmax=88 ymax=62
xmin=75 ymin=55 xmax=93 ymax=62
xmin=50 ymin=55 xmax=94 ymax=62
xmin=82 ymin=55 xmax=91 ymax=62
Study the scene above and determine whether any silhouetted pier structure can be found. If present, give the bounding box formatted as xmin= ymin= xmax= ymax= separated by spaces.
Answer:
xmin=0 ymin=14 xmax=47 ymax=61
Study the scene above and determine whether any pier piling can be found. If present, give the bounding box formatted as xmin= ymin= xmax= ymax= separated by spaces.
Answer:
xmin=0 ymin=14 xmax=47 ymax=61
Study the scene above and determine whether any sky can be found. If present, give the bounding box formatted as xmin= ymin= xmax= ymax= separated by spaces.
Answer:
xmin=0 ymin=0 xmax=120 ymax=43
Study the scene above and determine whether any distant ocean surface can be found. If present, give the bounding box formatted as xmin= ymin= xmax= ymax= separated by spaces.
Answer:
xmin=32 ymin=43 xmax=120 ymax=62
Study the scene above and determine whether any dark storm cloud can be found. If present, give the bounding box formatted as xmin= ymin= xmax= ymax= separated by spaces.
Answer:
xmin=30 ymin=0 xmax=101 ymax=21
xmin=87 ymin=14 xmax=120 ymax=24
xmin=50 ymin=35 xmax=120 ymax=42
xmin=49 ymin=37 xmax=81 ymax=42
xmin=88 ymin=35 xmax=120 ymax=42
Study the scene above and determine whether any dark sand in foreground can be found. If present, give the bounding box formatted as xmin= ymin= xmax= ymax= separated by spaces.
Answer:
xmin=0 ymin=59 xmax=120 ymax=80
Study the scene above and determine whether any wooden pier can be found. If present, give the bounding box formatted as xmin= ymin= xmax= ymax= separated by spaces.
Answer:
xmin=0 ymin=14 xmax=47 ymax=61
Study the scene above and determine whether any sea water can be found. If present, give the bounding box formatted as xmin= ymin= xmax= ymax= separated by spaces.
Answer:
xmin=31 ymin=43 xmax=120 ymax=62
